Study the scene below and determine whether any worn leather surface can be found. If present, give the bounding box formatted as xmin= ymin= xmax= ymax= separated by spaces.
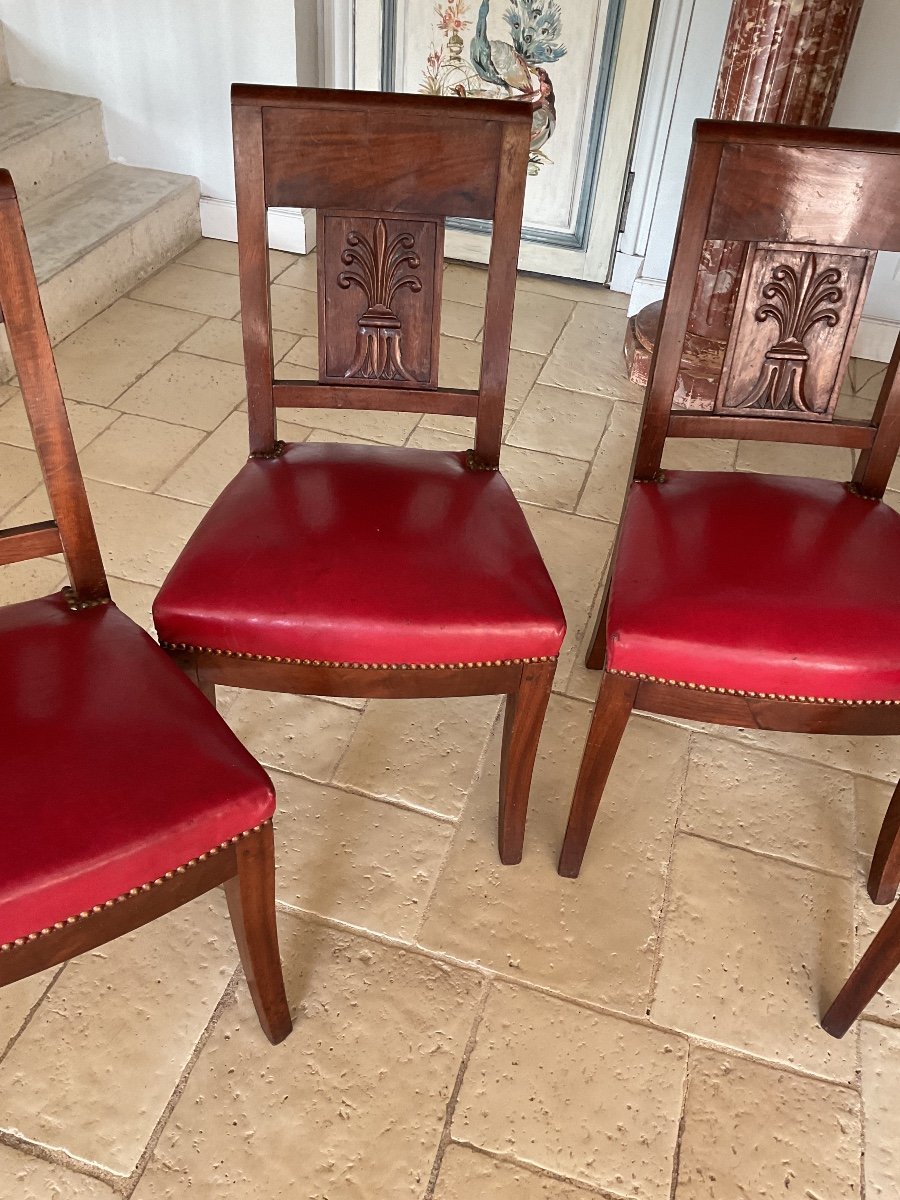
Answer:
xmin=608 ymin=470 xmax=900 ymax=700
xmin=0 ymin=594 xmax=274 ymax=944
xmin=154 ymin=444 xmax=566 ymax=664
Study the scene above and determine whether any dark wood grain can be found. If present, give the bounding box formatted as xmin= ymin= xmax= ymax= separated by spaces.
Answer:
xmin=272 ymin=382 xmax=478 ymax=417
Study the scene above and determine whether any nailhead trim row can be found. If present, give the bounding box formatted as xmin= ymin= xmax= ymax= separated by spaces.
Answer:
xmin=161 ymin=641 xmax=558 ymax=670
xmin=465 ymin=449 xmax=500 ymax=472
xmin=62 ymin=587 xmax=112 ymax=612
xmin=0 ymin=820 xmax=271 ymax=953
xmin=249 ymin=440 xmax=287 ymax=460
xmin=610 ymin=668 xmax=900 ymax=706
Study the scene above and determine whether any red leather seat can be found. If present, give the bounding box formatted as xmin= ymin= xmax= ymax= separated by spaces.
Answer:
xmin=607 ymin=470 xmax=900 ymax=702
xmin=153 ymin=443 xmax=566 ymax=666
xmin=1 ymin=594 xmax=275 ymax=947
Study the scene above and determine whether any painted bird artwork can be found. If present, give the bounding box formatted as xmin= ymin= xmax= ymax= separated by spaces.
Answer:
xmin=422 ymin=0 xmax=568 ymax=173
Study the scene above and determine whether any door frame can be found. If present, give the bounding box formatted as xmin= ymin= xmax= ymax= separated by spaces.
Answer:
xmin=325 ymin=0 xmax=656 ymax=283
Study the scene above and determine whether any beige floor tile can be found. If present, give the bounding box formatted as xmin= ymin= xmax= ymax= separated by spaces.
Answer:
xmin=500 ymin=443 xmax=589 ymax=511
xmin=852 ymin=777 xmax=900 ymax=1023
xmin=179 ymin=316 xmax=296 ymax=366
xmin=0 ymin=1145 xmax=117 ymax=1199
xmin=52 ymin=299 xmax=206 ymax=406
xmin=442 ymin=260 xmax=489 ymax=307
xmin=681 ymin=734 xmax=856 ymax=875
xmin=177 ymin=237 xmax=295 ymax=278
xmin=131 ymin=915 xmax=482 ymax=1200
xmin=283 ymin=405 xmax=420 ymax=445
xmin=0 ymin=967 xmax=57 ymax=1055
xmin=334 ymin=694 xmax=501 ymax=819
xmin=78 ymin=414 xmax=203 ymax=492
xmin=861 ymin=1022 xmax=900 ymax=1198
xmin=516 ymin=274 xmax=630 ymax=309
xmin=0 ymin=442 xmax=41 ymax=517
xmin=419 ymin=700 xmax=689 ymax=1012
xmin=0 ymin=390 xmax=118 ymax=451
xmin=114 ymin=351 xmax=246 ymax=430
xmin=158 ymin=411 xmax=311 ymax=506
xmin=835 ymin=390 xmax=875 ymax=422
xmin=130 ymin=263 xmax=241 ymax=319
xmin=274 ymin=252 xmax=318 ymax=291
xmin=0 ymin=897 xmax=237 ymax=1176
xmin=849 ymin=356 xmax=887 ymax=400
xmin=506 ymin=384 xmax=612 ymax=461
xmin=660 ymin=436 xmax=736 ymax=472
xmin=106 ymin=576 xmax=158 ymax=633
xmin=0 ymin=558 xmax=66 ymax=606
xmin=280 ymin=333 xmax=319 ymax=371
xmin=455 ymin=983 xmax=688 ymax=1198
xmin=674 ymin=1046 xmax=861 ymax=1199
xmin=735 ymin=438 xmax=854 ymax=480
xmin=509 ymin=290 xmax=573 ymax=356
xmin=269 ymin=282 xmax=318 ymax=335
xmin=226 ymin=690 xmax=362 ymax=781
xmin=576 ymin=400 xmax=641 ymax=521
xmin=441 ymin=299 xmax=484 ymax=340
xmin=304 ymin=428 xmax=384 ymax=446
xmin=433 ymin=1146 xmax=594 ymax=1198
xmin=437 ymin=335 xmax=542 ymax=408
xmin=523 ymin=504 xmax=616 ymax=681
xmin=561 ymin=588 xmax=605 ymax=703
xmin=539 ymin=303 xmax=644 ymax=403
xmin=652 ymin=834 xmax=856 ymax=1081
xmin=710 ymin=724 xmax=900 ymax=785
xmin=272 ymin=771 xmax=453 ymax=938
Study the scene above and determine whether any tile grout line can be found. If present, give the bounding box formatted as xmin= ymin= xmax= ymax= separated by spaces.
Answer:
xmin=0 ymin=962 xmax=68 ymax=1067
xmin=667 ymin=1042 xmax=692 ymax=1200
xmin=678 ymin=826 xmax=855 ymax=883
xmin=0 ymin=1128 xmax=125 ymax=1195
xmin=422 ymin=978 xmax=491 ymax=1200
xmin=447 ymin=1139 xmax=627 ymax=1198
xmin=121 ymin=969 xmax=243 ymax=1199
xmin=857 ymin=999 xmax=867 ymax=1200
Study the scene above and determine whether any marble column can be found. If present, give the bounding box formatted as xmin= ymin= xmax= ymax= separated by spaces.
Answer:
xmin=625 ymin=0 xmax=864 ymax=402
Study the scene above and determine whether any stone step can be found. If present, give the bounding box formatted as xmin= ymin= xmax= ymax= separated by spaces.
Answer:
xmin=0 ymin=83 xmax=108 ymax=209
xmin=1 ymin=162 xmax=200 ymax=378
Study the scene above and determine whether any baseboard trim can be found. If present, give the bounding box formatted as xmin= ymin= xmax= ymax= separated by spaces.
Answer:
xmin=199 ymin=197 xmax=316 ymax=254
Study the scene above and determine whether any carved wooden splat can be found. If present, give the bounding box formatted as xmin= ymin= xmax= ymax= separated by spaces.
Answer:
xmin=317 ymin=210 xmax=444 ymax=387
xmin=715 ymin=242 xmax=874 ymax=421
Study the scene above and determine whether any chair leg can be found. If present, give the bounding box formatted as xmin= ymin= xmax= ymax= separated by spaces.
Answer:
xmin=868 ymin=778 xmax=900 ymax=904
xmin=498 ymin=659 xmax=556 ymax=866
xmin=224 ymin=823 xmax=293 ymax=1045
xmin=584 ymin=584 xmax=610 ymax=671
xmin=821 ymin=898 xmax=900 ymax=1038
xmin=557 ymin=671 xmax=637 ymax=879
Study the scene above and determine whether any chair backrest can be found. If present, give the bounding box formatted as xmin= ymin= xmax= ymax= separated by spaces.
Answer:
xmin=0 ymin=171 xmax=107 ymax=603
xmin=232 ymin=84 xmax=533 ymax=467
xmin=634 ymin=120 xmax=900 ymax=498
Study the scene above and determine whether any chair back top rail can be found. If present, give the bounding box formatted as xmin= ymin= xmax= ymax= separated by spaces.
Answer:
xmin=634 ymin=119 xmax=900 ymax=497
xmin=231 ymin=85 xmax=533 ymax=464
xmin=0 ymin=171 xmax=107 ymax=601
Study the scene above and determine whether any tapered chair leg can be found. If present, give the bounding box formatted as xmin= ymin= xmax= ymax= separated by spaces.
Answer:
xmin=821 ymin=898 xmax=900 ymax=1037
xmin=584 ymin=586 xmax=610 ymax=671
xmin=868 ymin=778 xmax=900 ymax=903
xmin=498 ymin=659 xmax=556 ymax=866
xmin=225 ymin=822 xmax=293 ymax=1044
xmin=557 ymin=671 xmax=637 ymax=879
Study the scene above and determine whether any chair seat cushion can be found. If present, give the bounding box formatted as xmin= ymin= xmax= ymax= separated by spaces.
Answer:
xmin=607 ymin=471 xmax=900 ymax=702
xmin=0 ymin=594 xmax=275 ymax=946
xmin=153 ymin=444 xmax=566 ymax=666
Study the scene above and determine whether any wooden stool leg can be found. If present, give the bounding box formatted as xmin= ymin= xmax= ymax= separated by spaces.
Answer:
xmin=868 ymin=778 xmax=900 ymax=904
xmin=821 ymin=898 xmax=900 ymax=1038
xmin=557 ymin=671 xmax=637 ymax=879
xmin=225 ymin=823 xmax=293 ymax=1045
xmin=498 ymin=659 xmax=555 ymax=866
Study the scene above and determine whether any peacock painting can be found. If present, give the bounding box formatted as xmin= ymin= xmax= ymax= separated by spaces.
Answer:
xmin=421 ymin=0 xmax=567 ymax=174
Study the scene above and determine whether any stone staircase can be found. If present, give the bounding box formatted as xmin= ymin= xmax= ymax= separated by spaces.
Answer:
xmin=0 ymin=25 xmax=200 ymax=377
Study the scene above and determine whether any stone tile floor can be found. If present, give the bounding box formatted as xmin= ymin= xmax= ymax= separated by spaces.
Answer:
xmin=1 ymin=237 xmax=899 ymax=1197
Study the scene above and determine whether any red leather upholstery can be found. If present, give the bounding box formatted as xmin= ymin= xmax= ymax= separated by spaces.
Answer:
xmin=0 ymin=594 xmax=274 ymax=945
xmin=153 ymin=443 xmax=566 ymax=665
xmin=608 ymin=471 xmax=900 ymax=701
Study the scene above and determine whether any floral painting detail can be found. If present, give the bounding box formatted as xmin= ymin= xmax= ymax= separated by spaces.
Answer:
xmin=421 ymin=0 xmax=567 ymax=174
xmin=338 ymin=219 xmax=422 ymax=382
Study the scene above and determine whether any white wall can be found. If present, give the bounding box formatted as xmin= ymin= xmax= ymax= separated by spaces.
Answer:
xmin=0 ymin=0 xmax=319 ymax=247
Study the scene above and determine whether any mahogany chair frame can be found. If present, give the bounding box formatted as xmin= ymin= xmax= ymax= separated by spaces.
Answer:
xmin=556 ymin=121 xmax=900 ymax=1037
xmin=163 ymin=86 xmax=556 ymax=865
xmin=0 ymin=170 xmax=291 ymax=1044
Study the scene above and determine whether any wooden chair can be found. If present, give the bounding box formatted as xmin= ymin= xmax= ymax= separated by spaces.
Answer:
xmin=152 ymin=86 xmax=565 ymax=863
xmin=0 ymin=170 xmax=291 ymax=1045
xmin=557 ymin=120 xmax=900 ymax=1037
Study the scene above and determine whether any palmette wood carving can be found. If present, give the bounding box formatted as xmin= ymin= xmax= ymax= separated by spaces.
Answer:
xmin=714 ymin=243 xmax=871 ymax=420
xmin=318 ymin=211 xmax=444 ymax=387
